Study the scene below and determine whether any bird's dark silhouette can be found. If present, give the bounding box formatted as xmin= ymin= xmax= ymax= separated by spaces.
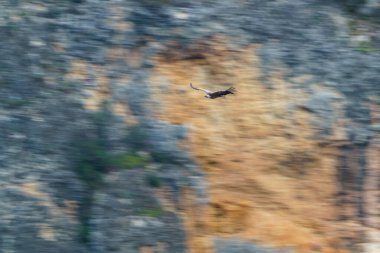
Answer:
xmin=190 ymin=83 xmax=236 ymax=99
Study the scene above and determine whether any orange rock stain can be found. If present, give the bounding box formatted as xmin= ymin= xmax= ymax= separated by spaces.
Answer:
xmin=150 ymin=37 xmax=349 ymax=253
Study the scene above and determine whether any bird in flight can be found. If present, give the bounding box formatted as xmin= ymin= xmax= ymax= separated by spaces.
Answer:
xmin=189 ymin=83 xmax=236 ymax=99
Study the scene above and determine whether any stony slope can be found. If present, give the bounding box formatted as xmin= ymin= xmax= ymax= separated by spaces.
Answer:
xmin=0 ymin=0 xmax=379 ymax=253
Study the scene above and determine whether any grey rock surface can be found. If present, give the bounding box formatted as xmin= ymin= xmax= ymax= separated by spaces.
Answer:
xmin=91 ymin=170 xmax=186 ymax=253
xmin=0 ymin=0 xmax=379 ymax=252
xmin=215 ymin=238 xmax=291 ymax=253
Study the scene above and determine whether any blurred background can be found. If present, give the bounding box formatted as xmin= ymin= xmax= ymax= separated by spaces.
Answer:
xmin=0 ymin=0 xmax=379 ymax=252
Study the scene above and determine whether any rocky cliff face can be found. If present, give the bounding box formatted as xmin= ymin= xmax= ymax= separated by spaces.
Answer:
xmin=0 ymin=0 xmax=379 ymax=253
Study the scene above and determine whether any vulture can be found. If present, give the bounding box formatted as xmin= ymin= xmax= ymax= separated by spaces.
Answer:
xmin=189 ymin=83 xmax=236 ymax=99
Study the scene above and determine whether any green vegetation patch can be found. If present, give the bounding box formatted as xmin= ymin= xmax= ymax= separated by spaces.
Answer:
xmin=125 ymin=125 xmax=149 ymax=151
xmin=145 ymin=173 xmax=161 ymax=188
xmin=110 ymin=152 xmax=149 ymax=169
xmin=74 ymin=138 xmax=109 ymax=189
xmin=78 ymin=222 xmax=91 ymax=243
xmin=3 ymin=99 xmax=32 ymax=109
xmin=142 ymin=0 xmax=171 ymax=7
xmin=137 ymin=208 xmax=164 ymax=218
xmin=356 ymin=41 xmax=380 ymax=53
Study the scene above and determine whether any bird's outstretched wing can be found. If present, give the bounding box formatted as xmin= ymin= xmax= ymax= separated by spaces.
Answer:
xmin=189 ymin=83 xmax=212 ymax=94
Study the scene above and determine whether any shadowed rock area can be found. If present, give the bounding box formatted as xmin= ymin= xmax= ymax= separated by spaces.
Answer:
xmin=0 ymin=0 xmax=379 ymax=253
